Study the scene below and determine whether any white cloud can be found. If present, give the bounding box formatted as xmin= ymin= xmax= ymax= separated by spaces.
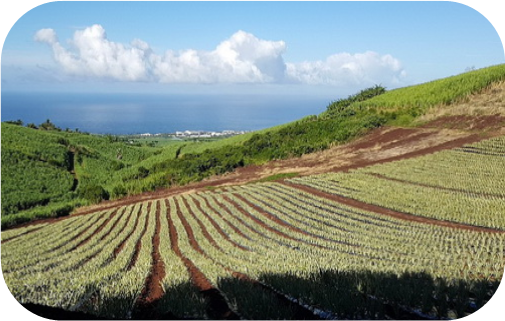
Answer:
xmin=34 ymin=28 xmax=57 ymax=44
xmin=34 ymin=25 xmax=406 ymax=87
xmin=286 ymin=51 xmax=406 ymax=86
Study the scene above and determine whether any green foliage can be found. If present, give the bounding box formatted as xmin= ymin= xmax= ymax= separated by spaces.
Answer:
xmin=1 ymin=199 xmax=83 ymax=228
xmin=352 ymin=64 xmax=505 ymax=114
xmin=1 ymin=122 xmax=157 ymax=226
xmin=78 ymin=184 xmax=110 ymax=203
xmin=2 ymin=64 xmax=504 ymax=227
xmin=39 ymin=119 xmax=61 ymax=131
xmin=4 ymin=119 xmax=23 ymax=126
xmin=322 ymin=85 xmax=386 ymax=118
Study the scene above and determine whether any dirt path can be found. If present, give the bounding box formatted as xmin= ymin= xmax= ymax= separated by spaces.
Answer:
xmin=132 ymin=201 xmax=168 ymax=319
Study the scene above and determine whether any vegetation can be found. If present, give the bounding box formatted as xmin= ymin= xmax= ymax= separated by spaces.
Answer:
xmin=2 ymin=64 xmax=505 ymax=228
xmin=2 ymin=64 xmax=505 ymax=319
xmin=290 ymin=135 xmax=505 ymax=229
xmin=106 ymin=64 xmax=505 ymax=197
xmin=352 ymin=64 xmax=505 ymax=114
xmin=2 ymin=170 xmax=503 ymax=318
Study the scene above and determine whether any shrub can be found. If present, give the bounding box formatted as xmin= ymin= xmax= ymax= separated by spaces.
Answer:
xmin=78 ymin=184 xmax=110 ymax=203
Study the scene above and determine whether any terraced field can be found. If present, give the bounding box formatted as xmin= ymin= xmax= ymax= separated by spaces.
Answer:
xmin=2 ymin=135 xmax=505 ymax=319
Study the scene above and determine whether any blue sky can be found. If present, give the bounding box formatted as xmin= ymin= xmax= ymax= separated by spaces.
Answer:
xmin=1 ymin=1 xmax=504 ymax=97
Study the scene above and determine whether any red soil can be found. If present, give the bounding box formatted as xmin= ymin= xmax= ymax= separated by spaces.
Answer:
xmin=133 ymin=201 xmax=167 ymax=317
xmin=222 ymin=194 xmax=301 ymax=243
xmin=367 ymin=173 xmax=505 ymax=200
xmin=203 ymin=195 xmax=253 ymax=242
xmin=421 ymin=114 xmax=505 ymax=131
xmin=68 ymin=209 xmax=119 ymax=252
xmin=180 ymin=196 xmax=225 ymax=253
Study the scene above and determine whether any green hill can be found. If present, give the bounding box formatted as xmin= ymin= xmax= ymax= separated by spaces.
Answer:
xmin=2 ymin=64 xmax=505 ymax=228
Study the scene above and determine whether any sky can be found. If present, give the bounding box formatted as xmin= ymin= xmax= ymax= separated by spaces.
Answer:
xmin=1 ymin=1 xmax=504 ymax=98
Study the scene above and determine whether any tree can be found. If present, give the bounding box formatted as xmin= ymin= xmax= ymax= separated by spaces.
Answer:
xmin=39 ymin=119 xmax=60 ymax=131
xmin=5 ymin=119 xmax=23 ymax=126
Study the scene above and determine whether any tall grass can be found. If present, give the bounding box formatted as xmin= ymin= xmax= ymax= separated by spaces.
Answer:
xmin=353 ymin=64 xmax=505 ymax=113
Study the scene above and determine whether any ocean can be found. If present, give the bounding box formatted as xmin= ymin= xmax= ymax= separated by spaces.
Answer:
xmin=1 ymin=92 xmax=330 ymax=135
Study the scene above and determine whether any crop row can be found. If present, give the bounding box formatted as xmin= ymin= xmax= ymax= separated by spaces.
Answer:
xmin=290 ymin=135 xmax=505 ymax=229
xmin=167 ymin=187 xmax=505 ymax=318
xmin=360 ymin=135 xmax=505 ymax=197
xmin=3 ymin=176 xmax=504 ymax=318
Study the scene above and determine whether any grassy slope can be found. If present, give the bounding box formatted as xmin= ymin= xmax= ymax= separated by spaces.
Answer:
xmin=2 ymin=64 xmax=505 ymax=228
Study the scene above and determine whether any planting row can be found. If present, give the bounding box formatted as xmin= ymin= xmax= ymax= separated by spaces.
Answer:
xmin=290 ymin=135 xmax=505 ymax=229
xmin=3 ymin=177 xmax=504 ymax=318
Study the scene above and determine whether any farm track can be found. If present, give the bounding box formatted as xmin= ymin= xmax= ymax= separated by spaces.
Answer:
xmin=68 ymin=126 xmax=487 ymax=218
xmin=281 ymin=181 xmax=505 ymax=234
xmin=331 ymin=133 xmax=482 ymax=173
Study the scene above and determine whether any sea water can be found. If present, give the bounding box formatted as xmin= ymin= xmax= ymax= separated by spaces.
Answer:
xmin=1 ymin=92 xmax=329 ymax=135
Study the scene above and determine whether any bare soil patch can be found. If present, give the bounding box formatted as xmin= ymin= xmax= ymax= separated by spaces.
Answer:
xmin=222 ymin=194 xmax=300 ymax=243
xmin=68 ymin=209 xmax=118 ymax=252
xmin=127 ymin=202 xmax=151 ymax=271
xmin=181 ymin=197 xmax=225 ymax=253
xmin=421 ymin=114 xmax=505 ymax=132
xmin=368 ymin=173 xmax=505 ymax=200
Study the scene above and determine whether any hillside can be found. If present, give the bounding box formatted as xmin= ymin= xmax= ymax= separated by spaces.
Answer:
xmin=2 ymin=64 xmax=505 ymax=319
xmin=3 ymin=64 xmax=505 ymax=228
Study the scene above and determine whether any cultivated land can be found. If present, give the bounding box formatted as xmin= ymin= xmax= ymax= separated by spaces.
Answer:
xmin=2 ymin=65 xmax=505 ymax=319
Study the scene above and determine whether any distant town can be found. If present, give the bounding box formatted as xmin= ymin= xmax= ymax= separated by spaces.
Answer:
xmin=131 ymin=129 xmax=249 ymax=139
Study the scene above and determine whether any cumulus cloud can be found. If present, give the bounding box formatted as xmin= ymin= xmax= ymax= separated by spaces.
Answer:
xmin=34 ymin=24 xmax=406 ymax=86
xmin=286 ymin=51 xmax=407 ymax=86
xmin=34 ymin=28 xmax=58 ymax=44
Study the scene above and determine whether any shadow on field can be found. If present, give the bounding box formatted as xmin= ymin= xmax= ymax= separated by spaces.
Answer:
xmin=258 ymin=269 xmax=501 ymax=320
xmin=17 ymin=270 xmax=502 ymax=320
